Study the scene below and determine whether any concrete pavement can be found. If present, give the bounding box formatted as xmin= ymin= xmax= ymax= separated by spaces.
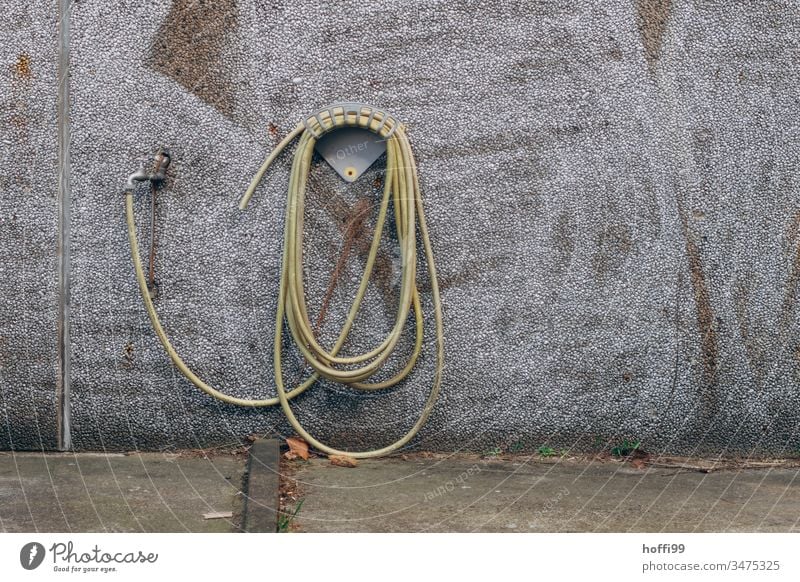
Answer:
xmin=0 ymin=451 xmax=246 ymax=532
xmin=288 ymin=455 xmax=800 ymax=532
xmin=3 ymin=449 xmax=799 ymax=533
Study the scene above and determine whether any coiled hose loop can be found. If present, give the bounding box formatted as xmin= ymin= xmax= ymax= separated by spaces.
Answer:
xmin=125 ymin=104 xmax=443 ymax=458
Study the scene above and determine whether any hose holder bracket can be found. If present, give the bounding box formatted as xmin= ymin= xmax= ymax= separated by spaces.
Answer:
xmin=305 ymin=103 xmax=400 ymax=182
xmin=302 ymin=102 xmax=400 ymax=140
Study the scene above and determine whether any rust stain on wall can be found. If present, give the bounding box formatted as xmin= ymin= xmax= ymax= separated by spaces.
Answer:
xmin=4 ymin=53 xmax=33 ymax=187
xmin=315 ymin=196 xmax=375 ymax=330
xmin=324 ymin=193 xmax=395 ymax=295
xmin=306 ymin=166 xmax=398 ymax=327
xmin=552 ymin=212 xmax=575 ymax=275
xmin=635 ymin=0 xmax=673 ymax=72
xmin=13 ymin=53 xmax=32 ymax=80
xmin=148 ymin=0 xmax=238 ymax=118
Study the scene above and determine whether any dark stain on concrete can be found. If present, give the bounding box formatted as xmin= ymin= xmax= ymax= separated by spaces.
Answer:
xmin=418 ymin=261 xmax=483 ymax=293
xmin=148 ymin=0 xmax=238 ymax=118
xmin=635 ymin=0 xmax=673 ymax=72
xmin=733 ymin=275 xmax=763 ymax=388
xmin=641 ymin=176 xmax=663 ymax=237
xmin=692 ymin=126 xmax=712 ymax=146
xmin=774 ymin=169 xmax=800 ymax=339
xmin=785 ymin=209 xmax=800 ymax=247
xmin=592 ymin=223 xmax=632 ymax=281
xmin=679 ymin=211 xmax=718 ymax=408
xmin=553 ymin=212 xmax=575 ymax=274
xmin=493 ymin=304 xmax=516 ymax=338
xmin=784 ymin=213 xmax=800 ymax=331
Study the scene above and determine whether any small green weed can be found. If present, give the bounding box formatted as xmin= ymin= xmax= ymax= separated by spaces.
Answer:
xmin=610 ymin=439 xmax=641 ymax=457
xmin=537 ymin=445 xmax=556 ymax=457
xmin=277 ymin=499 xmax=304 ymax=533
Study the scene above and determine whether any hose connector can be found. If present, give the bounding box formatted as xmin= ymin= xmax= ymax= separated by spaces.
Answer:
xmin=150 ymin=148 xmax=171 ymax=186
xmin=124 ymin=148 xmax=172 ymax=191
xmin=125 ymin=164 xmax=150 ymax=191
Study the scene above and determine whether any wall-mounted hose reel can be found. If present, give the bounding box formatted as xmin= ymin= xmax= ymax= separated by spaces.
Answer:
xmin=124 ymin=103 xmax=444 ymax=458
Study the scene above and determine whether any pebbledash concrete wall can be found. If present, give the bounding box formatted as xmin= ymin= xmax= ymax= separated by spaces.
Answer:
xmin=2 ymin=0 xmax=800 ymax=455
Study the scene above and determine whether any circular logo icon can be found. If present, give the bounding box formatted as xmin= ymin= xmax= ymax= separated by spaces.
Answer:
xmin=20 ymin=542 xmax=46 ymax=570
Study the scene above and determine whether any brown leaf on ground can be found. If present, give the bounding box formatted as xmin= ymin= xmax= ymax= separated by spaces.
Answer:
xmin=329 ymin=454 xmax=358 ymax=468
xmin=286 ymin=437 xmax=309 ymax=460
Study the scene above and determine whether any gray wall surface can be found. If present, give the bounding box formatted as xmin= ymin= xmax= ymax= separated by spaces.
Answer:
xmin=3 ymin=0 xmax=800 ymax=455
xmin=0 ymin=1 xmax=60 ymax=450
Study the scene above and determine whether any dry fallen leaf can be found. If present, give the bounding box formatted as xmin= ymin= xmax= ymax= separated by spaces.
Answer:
xmin=329 ymin=454 xmax=358 ymax=468
xmin=286 ymin=437 xmax=309 ymax=460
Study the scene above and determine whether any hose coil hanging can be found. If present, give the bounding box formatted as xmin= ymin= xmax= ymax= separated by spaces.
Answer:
xmin=125 ymin=103 xmax=444 ymax=458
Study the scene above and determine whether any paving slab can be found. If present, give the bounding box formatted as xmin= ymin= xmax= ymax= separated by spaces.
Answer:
xmin=0 ymin=452 xmax=245 ymax=532
xmin=290 ymin=456 xmax=800 ymax=532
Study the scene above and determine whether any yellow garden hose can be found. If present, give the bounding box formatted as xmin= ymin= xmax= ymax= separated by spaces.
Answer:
xmin=124 ymin=104 xmax=444 ymax=458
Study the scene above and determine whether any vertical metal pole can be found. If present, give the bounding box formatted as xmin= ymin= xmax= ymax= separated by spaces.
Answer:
xmin=56 ymin=0 xmax=72 ymax=450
